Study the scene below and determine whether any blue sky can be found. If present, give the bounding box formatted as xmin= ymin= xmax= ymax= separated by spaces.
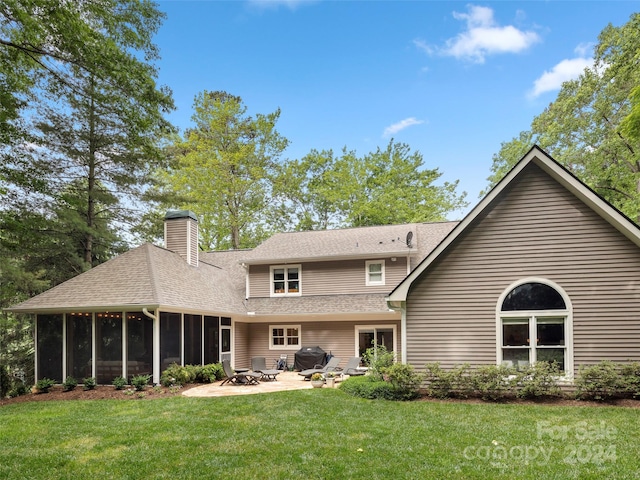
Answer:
xmin=153 ymin=1 xmax=639 ymax=219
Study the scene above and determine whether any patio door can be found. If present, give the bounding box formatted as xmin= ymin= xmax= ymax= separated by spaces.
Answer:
xmin=356 ymin=325 xmax=396 ymax=358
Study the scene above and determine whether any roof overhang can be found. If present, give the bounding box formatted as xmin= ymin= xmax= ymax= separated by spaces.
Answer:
xmin=387 ymin=145 xmax=640 ymax=304
xmin=241 ymin=250 xmax=415 ymax=266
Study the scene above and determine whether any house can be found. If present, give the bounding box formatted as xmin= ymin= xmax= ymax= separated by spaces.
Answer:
xmin=387 ymin=146 xmax=640 ymax=378
xmin=8 ymin=146 xmax=640 ymax=385
xmin=6 ymin=209 xmax=456 ymax=384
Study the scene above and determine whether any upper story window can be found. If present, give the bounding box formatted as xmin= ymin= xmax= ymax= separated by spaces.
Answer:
xmin=270 ymin=265 xmax=301 ymax=296
xmin=365 ymin=260 xmax=385 ymax=286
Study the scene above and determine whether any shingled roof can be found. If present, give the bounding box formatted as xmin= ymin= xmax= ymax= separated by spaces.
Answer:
xmin=7 ymin=243 xmax=246 ymax=314
xmin=241 ymin=222 xmax=458 ymax=265
xmin=7 ymin=221 xmax=459 ymax=317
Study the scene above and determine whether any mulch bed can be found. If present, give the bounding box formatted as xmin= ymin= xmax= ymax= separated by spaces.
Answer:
xmin=0 ymin=384 xmax=189 ymax=406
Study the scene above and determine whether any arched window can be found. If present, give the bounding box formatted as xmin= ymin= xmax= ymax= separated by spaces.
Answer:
xmin=497 ymin=279 xmax=572 ymax=374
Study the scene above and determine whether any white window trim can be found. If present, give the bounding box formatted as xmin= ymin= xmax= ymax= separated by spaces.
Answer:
xmin=269 ymin=324 xmax=302 ymax=350
xmin=495 ymin=277 xmax=574 ymax=380
xmin=365 ymin=260 xmax=385 ymax=286
xmin=354 ymin=324 xmax=397 ymax=358
xmin=270 ymin=264 xmax=302 ymax=297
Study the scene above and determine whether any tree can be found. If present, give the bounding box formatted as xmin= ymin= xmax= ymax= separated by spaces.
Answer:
xmin=0 ymin=0 xmax=173 ymax=148
xmin=487 ymin=13 xmax=640 ymax=220
xmin=274 ymin=141 xmax=468 ymax=230
xmin=1 ymin=0 xmax=174 ymax=278
xmin=340 ymin=141 xmax=467 ymax=227
xmin=160 ymin=91 xmax=289 ymax=250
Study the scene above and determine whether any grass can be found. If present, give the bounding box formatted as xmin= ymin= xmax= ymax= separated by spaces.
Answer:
xmin=1 ymin=389 xmax=639 ymax=479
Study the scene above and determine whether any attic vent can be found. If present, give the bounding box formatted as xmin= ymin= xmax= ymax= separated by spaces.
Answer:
xmin=164 ymin=210 xmax=199 ymax=267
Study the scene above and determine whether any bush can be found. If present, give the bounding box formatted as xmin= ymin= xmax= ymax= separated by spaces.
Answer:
xmin=361 ymin=344 xmax=395 ymax=380
xmin=424 ymin=363 xmax=474 ymax=399
xmin=340 ymin=375 xmax=397 ymax=400
xmin=82 ymin=377 xmax=97 ymax=390
xmin=35 ymin=378 xmax=55 ymax=393
xmin=131 ymin=374 xmax=151 ymax=391
xmin=62 ymin=376 xmax=78 ymax=392
xmin=471 ymin=364 xmax=516 ymax=401
xmin=383 ymin=363 xmax=423 ymax=400
xmin=0 ymin=364 xmax=10 ymax=398
xmin=160 ymin=363 xmax=194 ymax=387
xmin=8 ymin=380 xmax=28 ymax=398
xmin=198 ymin=363 xmax=224 ymax=383
xmin=620 ymin=362 xmax=640 ymax=398
xmin=515 ymin=362 xmax=562 ymax=399
xmin=575 ymin=361 xmax=625 ymax=401
xmin=340 ymin=372 xmax=420 ymax=401
xmin=112 ymin=376 xmax=127 ymax=390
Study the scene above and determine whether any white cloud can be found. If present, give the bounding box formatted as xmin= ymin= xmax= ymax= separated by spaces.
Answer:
xmin=383 ymin=117 xmax=424 ymax=137
xmin=421 ymin=5 xmax=540 ymax=63
xmin=530 ymin=56 xmax=592 ymax=98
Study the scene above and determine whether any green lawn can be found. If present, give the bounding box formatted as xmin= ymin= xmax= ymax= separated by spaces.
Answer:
xmin=1 ymin=389 xmax=638 ymax=479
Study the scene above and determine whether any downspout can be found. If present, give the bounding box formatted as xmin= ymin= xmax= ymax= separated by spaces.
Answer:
xmin=142 ymin=308 xmax=159 ymax=384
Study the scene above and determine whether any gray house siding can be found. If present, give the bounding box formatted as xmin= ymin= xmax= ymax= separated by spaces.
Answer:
xmin=235 ymin=319 xmax=402 ymax=369
xmin=406 ymin=163 xmax=640 ymax=371
xmin=249 ymin=257 xmax=408 ymax=298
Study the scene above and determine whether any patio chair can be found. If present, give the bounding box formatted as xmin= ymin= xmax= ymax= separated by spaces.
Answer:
xmin=220 ymin=359 xmax=261 ymax=386
xmin=298 ymin=357 xmax=342 ymax=380
xmin=341 ymin=356 xmax=366 ymax=377
xmin=251 ymin=356 xmax=281 ymax=381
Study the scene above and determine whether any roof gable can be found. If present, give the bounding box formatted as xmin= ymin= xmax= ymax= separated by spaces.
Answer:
xmin=387 ymin=146 xmax=640 ymax=303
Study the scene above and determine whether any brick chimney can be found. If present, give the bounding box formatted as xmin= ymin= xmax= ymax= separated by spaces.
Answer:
xmin=164 ymin=210 xmax=199 ymax=267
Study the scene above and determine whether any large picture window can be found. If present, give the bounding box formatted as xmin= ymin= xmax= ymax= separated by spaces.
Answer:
xmin=498 ymin=279 xmax=572 ymax=375
xmin=270 ymin=325 xmax=301 ymax=350
xmin=270 ymin=265 xmax=301 ymax=296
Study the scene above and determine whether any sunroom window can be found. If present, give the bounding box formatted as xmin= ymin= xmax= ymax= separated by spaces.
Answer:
xmin=498 ymin=281 xmax=571 ymax=374
xmin=270 ymin=265 xmax=301 ymax=296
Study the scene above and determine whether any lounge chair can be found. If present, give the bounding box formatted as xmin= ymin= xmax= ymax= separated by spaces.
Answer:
xmin=251 ymin=356 xmax=281 ymax=381
xmin=341 ymin=357 xmax=366 ymax=377
xmin=298 ymin=357 xmax=342 ymax=380
xmin=220 ymin=359 xmax=261 ymax=385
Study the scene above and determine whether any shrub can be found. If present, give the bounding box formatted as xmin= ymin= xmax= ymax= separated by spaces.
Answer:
xmin=160 ymin=363 xmax=194 ymax=387
xmin=619 ymin=362 xmax=640 ymax=398
xmin=199 ymin=363 xmax=224 ymax=382
xmin=82 ymin=377 xmax=97 ymax=390
xmin=340 ymin=375 xmax=396 ymax=400
xmin=515 ymin=362 xmax=562 ymax=399
xmin=575 ymin=361 xmax=625 ymax=401
xmin=340 ymin=372 xmax=420 ymax=401
xmin=112 ymin=376 xmax=127 ymax=390
xmin=471 ymin=364 xmax=516 ymax=401
xmin=62 ymin=376 xmax=78 ymax=392
xmin=35 ymin=378 xmax=55 ymax=393
xmin=0 ymin=364 xmax=10 ymax=398
xmin=8 ymin=380 xmax=28 ymax=398
xmin=383 ymin=363 xmax=423 ymax=400
xmin=361 ymin=345 xmax=395 ymax=380
xmin=131 ymin=374 xmax=151 ymax=391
